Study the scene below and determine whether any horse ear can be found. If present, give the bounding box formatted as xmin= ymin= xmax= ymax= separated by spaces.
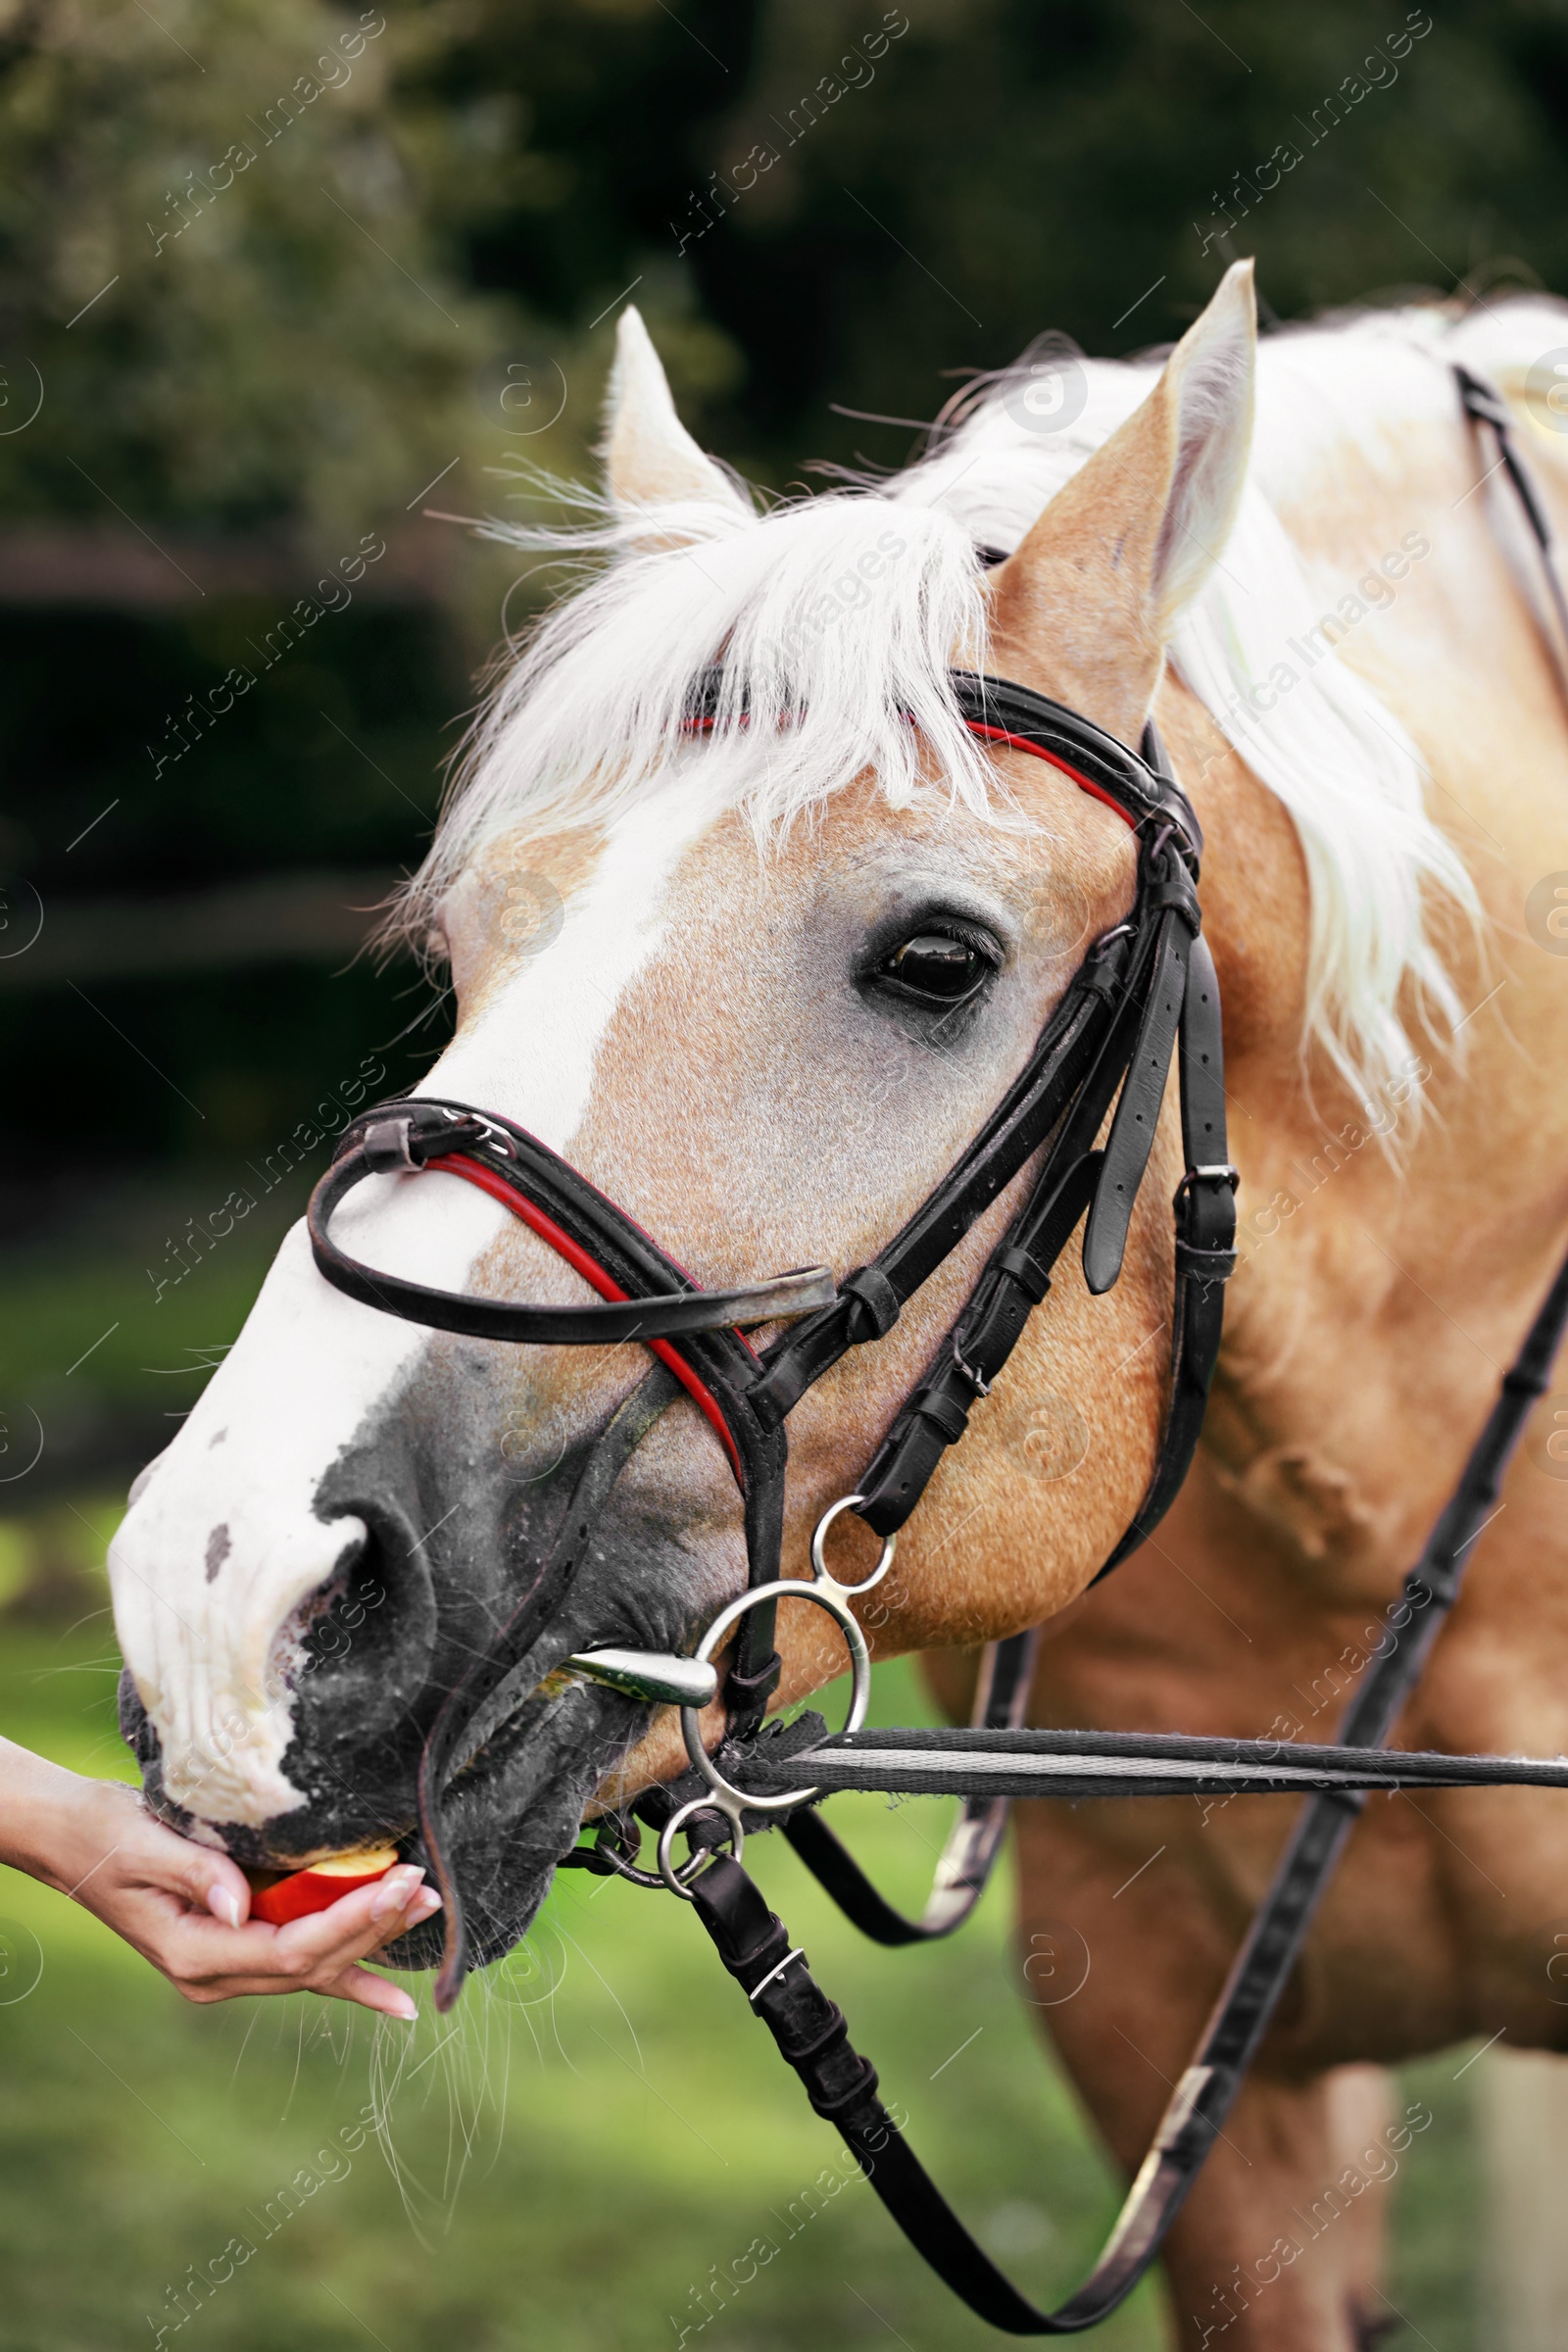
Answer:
xmin=989 ymin=260 xmax=1256 ymax=743
xmin=602 ymin=307 xmax=751 ymax=528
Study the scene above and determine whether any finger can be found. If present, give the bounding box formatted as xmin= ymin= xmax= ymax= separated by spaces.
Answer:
xmin=135 ymin=1910 xmax=438 ymax=2007
xmin=270 ymin=1872 xmax=440 ymax=1974
xmin=326 ymin=1964 xmax=420 ymax=2021
xmin=204 ymin=1891 xmax=438 ymax=2008
xmin=127 ymin=1873 xmax=437 ymax=1993
xmin=204 ymin=1857 xmax=251 ymax=1930
xmin=117 ymin=1808 xmax=253 ymax=1929
xmin=179 ymin=1876 xmax=436 ymax=1975
xmin=296 ymin=1886 xmax=444 ymax=1983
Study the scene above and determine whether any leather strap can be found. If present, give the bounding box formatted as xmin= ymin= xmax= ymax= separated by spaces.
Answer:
xmin=946 ymin=670 xmax=1203 ymax=856
xmin=687 ymin=1849 xmax=1187 ymax=2333
xmin=684 ymin=664 xmax=1201 ymax=858
xmin=1085 ymin=1226 xmax=1568 ymax=2289
xmin=853 ymin=1153 xmax=1103 ymax=1536
xmin=782 ymin=1628 xmax=1042 ymax=1944
xmin=1082 ymin=873 xmax=1198 ymax=1295
xmin=1097 ymin=932 xmax=1235 ymax=1579
xmin=1454 ymin=363 xmax=1568 ymax=682
xmin=753 ymin=1723 xmax=1568 ymax=1802
xmin=309 ymin=1103 xmax=835 ymax=1347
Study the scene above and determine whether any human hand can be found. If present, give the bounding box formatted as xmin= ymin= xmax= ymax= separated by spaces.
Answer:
xmin=0 ymin=1740 xmax=437 ymax=2019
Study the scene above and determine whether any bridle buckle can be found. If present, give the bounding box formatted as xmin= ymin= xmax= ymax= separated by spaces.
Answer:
xmin=1178 ymin=1162 xmax=1240 ymax=1198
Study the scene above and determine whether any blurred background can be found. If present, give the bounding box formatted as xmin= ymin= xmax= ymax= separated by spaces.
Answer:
xmin=2 ymin=1 xmax=1564 ymax=2343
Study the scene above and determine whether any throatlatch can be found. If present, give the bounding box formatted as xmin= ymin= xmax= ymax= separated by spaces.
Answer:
xmin=306 ymin=362 xmax=1568 ymax=2335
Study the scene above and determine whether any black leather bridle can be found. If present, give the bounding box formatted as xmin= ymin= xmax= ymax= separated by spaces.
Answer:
xmin=300 ymin=367 xmax=1568 ymax=2334
xmin=308 ymin=662 xmax=1237 ymax=1925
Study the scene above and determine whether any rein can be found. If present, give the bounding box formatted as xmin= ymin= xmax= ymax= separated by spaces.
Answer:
xmin=303 ymin=363 xmax=1568 ymax=2333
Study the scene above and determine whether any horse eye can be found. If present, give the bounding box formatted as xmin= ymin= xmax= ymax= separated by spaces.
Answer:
xmin=882 ymin=932 xmax=986 ymax=1002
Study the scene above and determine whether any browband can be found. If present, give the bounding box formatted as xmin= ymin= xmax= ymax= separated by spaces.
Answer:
xmin=682 ymin=665 xmax=1203 ymax=864
xmin=946 ymin=670 xmax=1203 ymax=858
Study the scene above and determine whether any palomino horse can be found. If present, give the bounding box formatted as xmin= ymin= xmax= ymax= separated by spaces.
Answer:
xmin=110 ymin=260 xmax=1568 ymax=2348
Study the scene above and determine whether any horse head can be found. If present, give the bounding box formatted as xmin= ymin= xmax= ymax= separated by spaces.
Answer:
xmin=109 ymin=264 xmax=1258 ymax=1974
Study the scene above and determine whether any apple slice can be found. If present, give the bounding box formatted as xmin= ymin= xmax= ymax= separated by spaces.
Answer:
xmin=248 ymin=1846 xmax=402 ymax=1927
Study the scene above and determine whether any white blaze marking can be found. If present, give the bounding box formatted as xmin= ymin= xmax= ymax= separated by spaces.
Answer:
xmin=109 ymin=780 xmax=718 ymax=1825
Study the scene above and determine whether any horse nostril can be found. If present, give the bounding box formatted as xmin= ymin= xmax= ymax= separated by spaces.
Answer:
xmin=282 ymin=1508 xmax=438 ymax=1758
xmin=265 ymin=1522 xmax=368 ymax=1687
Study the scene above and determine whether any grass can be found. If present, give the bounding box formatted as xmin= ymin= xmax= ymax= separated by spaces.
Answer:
xmin=0 ymin=1596 xmax=1489 ymax=2352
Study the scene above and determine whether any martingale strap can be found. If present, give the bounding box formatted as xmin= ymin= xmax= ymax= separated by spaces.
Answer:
xmin=1455 ymin=363 xmax=1568 ymax=676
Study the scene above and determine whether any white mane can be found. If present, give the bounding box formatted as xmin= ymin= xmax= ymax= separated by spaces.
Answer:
xmin=405 ymin=297 xmax=1565 ymax=1110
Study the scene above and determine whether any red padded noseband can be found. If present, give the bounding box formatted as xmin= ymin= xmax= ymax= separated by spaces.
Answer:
xmin=429 ymin=1152 xmax=746 ymax=1483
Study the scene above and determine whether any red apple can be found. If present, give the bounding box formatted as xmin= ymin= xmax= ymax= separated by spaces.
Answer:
xmin=248 ymin=1846 xmax=402 ymax=1927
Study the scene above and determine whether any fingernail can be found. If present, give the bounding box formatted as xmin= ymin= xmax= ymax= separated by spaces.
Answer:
xmin=386 ymin=1990 xmax=417 ymax=2023
xmin=406 ymin=1886 xmax=444 ymax=1920
xmin=208 ymin=1885 xmax=242 ymax=1931
xmin=370 ymin=1867 xmax=422 ymax=1921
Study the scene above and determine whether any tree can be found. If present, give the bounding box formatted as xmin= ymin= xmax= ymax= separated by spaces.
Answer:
xmin=0 ymin=0 xmax=535 ymax=541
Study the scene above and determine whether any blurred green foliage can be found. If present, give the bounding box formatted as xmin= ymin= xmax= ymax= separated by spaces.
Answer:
xmin=16 ymin=0 xmax=1568 ymax=537
xmin=441 ymin=0 xmax=1568 ymax=475
xmin=0 ymin=0 xmax=749 ymax=535
xmin=0 ymin=0 xmax=498 ymax=536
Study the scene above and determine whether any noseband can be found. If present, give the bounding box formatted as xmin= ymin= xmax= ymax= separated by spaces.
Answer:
xmin=304 ymin=377 xmax=1568 ymax=2339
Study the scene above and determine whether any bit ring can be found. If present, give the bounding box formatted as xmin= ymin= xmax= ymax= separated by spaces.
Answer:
xmin=656 ymin=1796 xmax=746 ymax=1898
xmin=680 ymin=1577 xmax=872 ymax=1814
xmin=810 ymin=1494 xmax=897 ymax=1594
